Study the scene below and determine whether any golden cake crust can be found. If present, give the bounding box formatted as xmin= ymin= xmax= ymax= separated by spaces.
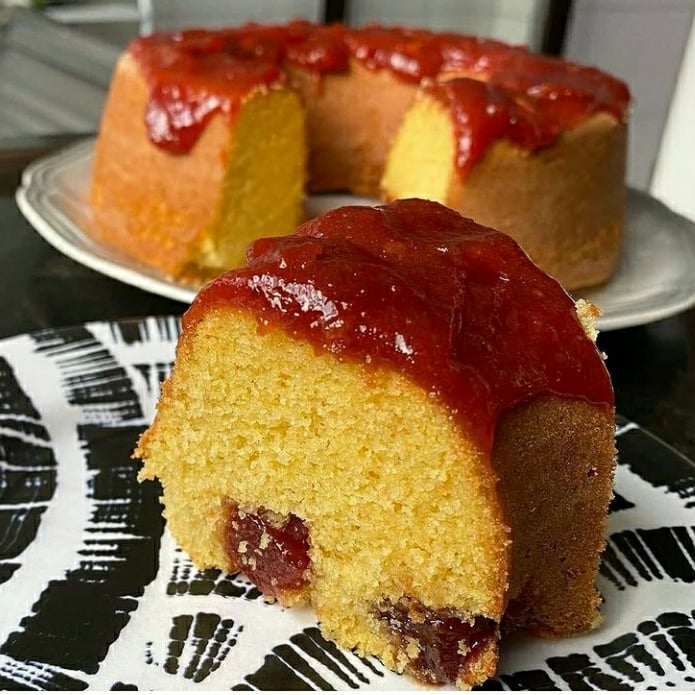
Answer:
xmin=91 ymin=53 xmax=229 ymax=276
xmin=91 ymin=53 xmax=305 ymax=280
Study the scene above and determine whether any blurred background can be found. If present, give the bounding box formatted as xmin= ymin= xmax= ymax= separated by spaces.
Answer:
xmin=1 ymin=0 xmax=693 ymax=220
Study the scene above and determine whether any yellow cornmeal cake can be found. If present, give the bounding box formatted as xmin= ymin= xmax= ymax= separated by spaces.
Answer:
xmin=91 ymin=22 xmax=630 ymax=289
xmin=135 ymin=199 xmax=617 ymax=689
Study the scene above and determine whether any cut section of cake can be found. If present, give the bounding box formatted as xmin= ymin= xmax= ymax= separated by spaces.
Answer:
xmin=135 ymin=199 xmax=616 ymax=689
xmin=381 ymin=77 xmax=627 ymax=289
xmin=288 ymin=59 xmax=419 ymax=197
xmin=90 ymin=41 xmax=306 ymax=281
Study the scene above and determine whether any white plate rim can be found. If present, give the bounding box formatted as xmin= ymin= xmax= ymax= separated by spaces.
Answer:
xmin=15 ymin=139 xmax=695 ymax=331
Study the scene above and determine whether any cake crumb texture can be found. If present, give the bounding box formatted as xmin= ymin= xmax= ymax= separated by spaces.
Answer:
xmin=137 ymin=313 xmax=615 ymax=688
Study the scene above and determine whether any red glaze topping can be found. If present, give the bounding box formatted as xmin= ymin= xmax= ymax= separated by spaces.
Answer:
xmin=129 ymin=21 xmax=629 ymax=160
xmin=184 ymin=199 xmax=613 ymax=454
xmin=130 ymin=31 xmax=285 ymax=154
xmin=225 ymin=502 xmax=310 ymax=598
xmin=424 ymin=78 xmax=560 ymax=176
xmin=426 ymin=52 xmax=629 ymax=173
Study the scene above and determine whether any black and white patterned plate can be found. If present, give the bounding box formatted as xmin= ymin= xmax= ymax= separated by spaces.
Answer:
xmin=0 ymin=317 xmax=693 ymax=690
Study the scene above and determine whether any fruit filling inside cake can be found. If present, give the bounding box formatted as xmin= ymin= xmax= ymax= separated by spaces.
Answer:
xmin=224 ymin=502 xmax=310 ymax=597
xmin=225 ymin=498 xmax=500 ymax=684
xmin=375 ymin=597 xmax=498 ymax=685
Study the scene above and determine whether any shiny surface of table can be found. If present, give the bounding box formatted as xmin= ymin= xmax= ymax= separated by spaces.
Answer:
xmin=1 ymin=147 xmax=694 ymax=464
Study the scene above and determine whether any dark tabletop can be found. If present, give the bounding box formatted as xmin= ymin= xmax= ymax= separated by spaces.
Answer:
xmin=1 ymin=145 xmax=694 ymax=463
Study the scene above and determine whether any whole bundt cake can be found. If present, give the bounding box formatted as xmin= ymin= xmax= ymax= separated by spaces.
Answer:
xmin=91 ymin=21 xmax=629 ymax=289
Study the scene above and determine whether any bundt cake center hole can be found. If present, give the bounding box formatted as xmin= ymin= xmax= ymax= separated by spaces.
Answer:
xmin=375 ymin=596 xmax=497 ymax=685
xmin=225 ymin=501 xmax=310 ymax=597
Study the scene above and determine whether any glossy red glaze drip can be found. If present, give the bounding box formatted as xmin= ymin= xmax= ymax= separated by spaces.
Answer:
xmin=424 ymin=78 xmax=560 ymax=175
xmin=376 ymin=597 xmax=497 ymax=684
xmin=226 ymin=503 xmax=310 ymax=598
xmin=184 ymin=200 xmax=613 ymax=453
xmin=425 ymin=53 xmax=629 ymax=173
xmin=131 ymin=32 xmax=284 ymax=154
xmin=129 ymin=21 xmax=629 ymax=159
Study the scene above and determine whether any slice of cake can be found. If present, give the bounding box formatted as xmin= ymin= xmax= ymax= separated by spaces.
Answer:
xmin=135 ymin=199 xmax=616 ymax=689
xmin=90 ymin=22 xmax=630 ymax=289
xmin=90 ymin=36 xmax=306 ymax=281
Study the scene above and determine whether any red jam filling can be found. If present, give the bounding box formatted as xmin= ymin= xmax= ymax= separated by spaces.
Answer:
xmin=128 ymin=21 xmax=629 ymax=164
xmin=376 ymin=597 xmax=497 ymax=684
xmin=184 ymin=199 xmax=613 ymax=454
xmin=225 ymin=502 xmax=310 ymax=598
